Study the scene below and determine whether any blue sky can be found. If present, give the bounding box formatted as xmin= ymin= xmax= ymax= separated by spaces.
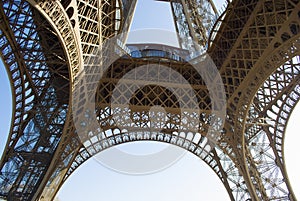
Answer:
xmin=0 ymin=0 xmax=299 ymax=200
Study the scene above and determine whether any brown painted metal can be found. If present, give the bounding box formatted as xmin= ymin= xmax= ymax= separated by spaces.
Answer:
xmin=0 ymin=0 xmax=299 ymax=200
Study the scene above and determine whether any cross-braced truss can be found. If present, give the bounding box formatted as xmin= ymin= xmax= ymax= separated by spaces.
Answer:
xmin=0 ymin=0 xmax=300 ymax=201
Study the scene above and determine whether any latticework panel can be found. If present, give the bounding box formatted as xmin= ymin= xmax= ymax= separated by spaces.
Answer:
xmin=0 ymin=0 xmax=137 ymax=200
xmin=62 ymin=50 xmax=248 ymax=200
xmin=71 ymin=0 xmax=134 ymax=59
xmin=207 ymin=0 xmax=300 ymax=200
xmin=31 ymin=0 xmax=138 ymax=200
xmin=211 ymin=0 xmax=300 ymax=199
xmin=1 ymin=0 xmax=300 ymax=200
xmin=37 ymin=0 xmax=300 ymax=199
xmin=165 ymin=0 xmax=217 ymax=54
xmin=0 ymin=1 xmax=69 ymax=200
xmin=244 ymin=56 xmax=300 ymax=200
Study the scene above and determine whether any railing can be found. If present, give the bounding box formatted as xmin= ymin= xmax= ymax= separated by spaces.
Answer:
xmin=126 ymin=44 xmax=189 ymax=62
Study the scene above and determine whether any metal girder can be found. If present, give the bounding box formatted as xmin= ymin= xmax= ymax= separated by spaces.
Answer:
xmin=212 ymin=0 xmax=300 ymax=200
xmin=63 ymin=54 xmax=230 ymax=193
xmin=0 ymin=0 xmax=300 ymax=201
xmin=0 ymin=0 xmax=137 ymax=200
xmin=35 ymin=0 xmax=138 ymax=200
xmin=244 ymin=56 xmax=300 ymax=200
xmin=0 ymin=1 xmax=69 ymax=200
xmin=161 ymin=0 xmax=218 ymax=55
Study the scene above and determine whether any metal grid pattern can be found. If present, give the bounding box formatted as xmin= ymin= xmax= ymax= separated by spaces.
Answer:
xmin=0 ymin=1 xmax=69 ymax=200
xmin=0 ymin=0 xmax=299 ymax=200
xmin=167 ymin=0 xmax=217 ymax=54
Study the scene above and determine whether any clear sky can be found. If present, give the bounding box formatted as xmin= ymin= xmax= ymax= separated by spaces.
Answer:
xmin=0 ymin=0 xmax=299 ymax=201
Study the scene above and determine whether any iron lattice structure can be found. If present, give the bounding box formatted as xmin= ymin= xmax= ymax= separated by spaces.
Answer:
xmin=0 ymin=0 xmax=299 ymax=200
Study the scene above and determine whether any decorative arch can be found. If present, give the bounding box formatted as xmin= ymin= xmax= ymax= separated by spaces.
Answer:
xmin=0 ymin=1 xmax=71 ymax=200
xmin=64 ymin=48 xmax=233 ymax=197
xmin=239 ymin=19 xmax=300 ymax=201
xmin=243 ymin=55 xmax=300 ymax=200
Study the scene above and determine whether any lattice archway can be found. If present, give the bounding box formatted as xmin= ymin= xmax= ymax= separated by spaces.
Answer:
xmin=55 ymin=140 xmax=233 ymax=201
xmin=41 ymin=2 xmax=300 ymax=200
xmin=66 ymin=46 xmax=234 ymax=197
xmin=1 ymin=0 xmax=300 ymax=200
xmin=242 ymin=55 xmax=300 ymax=200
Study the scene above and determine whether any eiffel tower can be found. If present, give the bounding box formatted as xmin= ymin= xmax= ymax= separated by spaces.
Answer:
xmin=0 ymin=0 xmax=300 ymax=200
